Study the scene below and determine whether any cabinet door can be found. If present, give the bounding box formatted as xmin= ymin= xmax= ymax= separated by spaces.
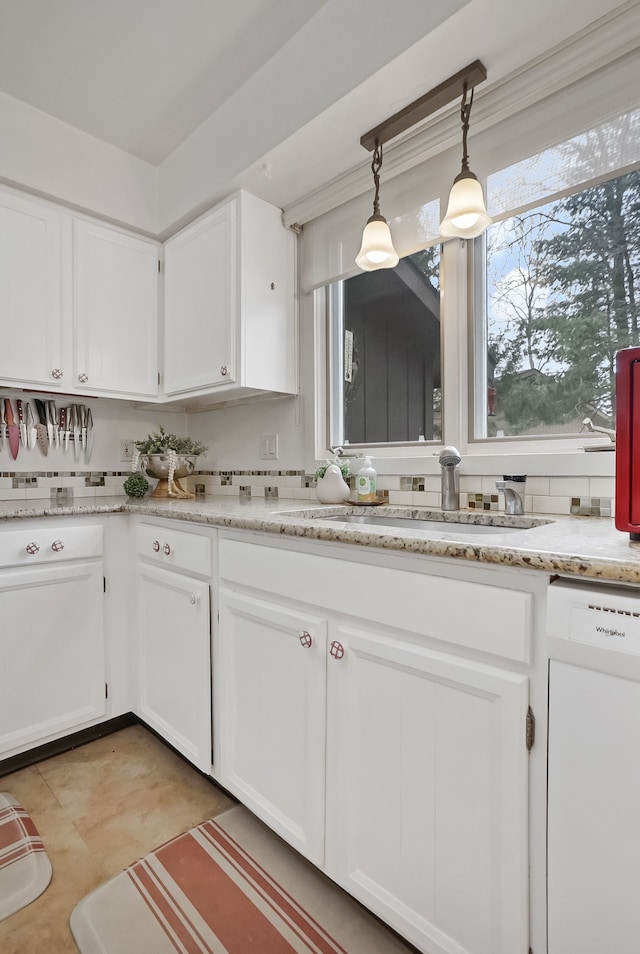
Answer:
xmin=164 ymin=201 xmax=236 ymax=396
xmin=137 ymin=564 xmax=211 ymax=772
xmin=326 ymin=623 xmax=530 ymax=954
xmin=240 ymin=192 xmax=296 ymax=394
xmin=74 ymin=220 xmax=159 ymax=397
xmin=0 ymin=561 xmax=105 ymax=757
xmin=0 ymin=191 xmax=64 ymax=388
xmin=218 ymin=588 xmax=327 ymax=864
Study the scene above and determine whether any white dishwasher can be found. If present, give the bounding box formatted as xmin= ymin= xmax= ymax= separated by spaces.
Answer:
xmin=547 ymin=578 xmax=640 ymax=953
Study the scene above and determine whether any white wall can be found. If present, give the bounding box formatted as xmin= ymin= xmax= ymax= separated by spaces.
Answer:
xmin=0 ymin=93 xmax=158 ymax=234
xmin=188 ymin=396 xmax=305 ymax=471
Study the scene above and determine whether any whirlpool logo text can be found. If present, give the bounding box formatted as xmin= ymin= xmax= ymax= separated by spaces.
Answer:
xmin=595 ymin=626 xmax=626 ymax=639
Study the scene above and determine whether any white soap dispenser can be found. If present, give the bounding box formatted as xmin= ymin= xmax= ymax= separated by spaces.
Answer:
xmin=357 ymin=457 xmax=377 ymax=503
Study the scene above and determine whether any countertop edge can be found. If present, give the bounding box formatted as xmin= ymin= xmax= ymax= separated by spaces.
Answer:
xmin=0 ymin=497 xmax=637 ymax=584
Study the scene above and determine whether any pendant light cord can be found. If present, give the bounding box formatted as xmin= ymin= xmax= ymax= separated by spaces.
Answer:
xmin=460 ymin=83 xmax=473 ymax=174
xmin=371 ymin=140 xmax=383 ymax=216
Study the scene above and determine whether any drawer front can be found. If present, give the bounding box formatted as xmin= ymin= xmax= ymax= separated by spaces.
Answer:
xmin=220 ymin=538 xmax=532 ymax=664
xmin=136 ymin=522 xmax=212 ymax=577
xmin=0 ymin=524 xmax=103 ymax=567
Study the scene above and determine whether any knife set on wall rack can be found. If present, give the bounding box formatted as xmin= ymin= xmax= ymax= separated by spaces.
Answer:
xmin=0 ymin=397 xmax=94 ymax=463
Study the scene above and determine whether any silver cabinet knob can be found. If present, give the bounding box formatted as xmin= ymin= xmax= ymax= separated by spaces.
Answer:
xmin=329 ymin=640 xmax=345 ymax=660
xmin=51 ymin=540 xmax=65 ymax=552
xmin=189 ymin=593 xmax=199 ymax=605
xmin=299 ymin=631 xmax=313 ymax=648
xmin=78 ymin=373 xmax=89 ymax=384
xmin=152 ymin=540 xmax=160 ymax=552
xmin=220 ymin=365 xmax=229 ymax=377
xmin=162 ymin=543 xmax=171 ymax=556
xmin=25 ymin=542 xmax=40 ymax=554
xmin=51 ymin=369 xmax=63 ymax=380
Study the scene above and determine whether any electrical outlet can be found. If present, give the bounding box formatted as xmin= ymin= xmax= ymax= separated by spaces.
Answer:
xmin=120 ymin=439 xmax=135 ymax=461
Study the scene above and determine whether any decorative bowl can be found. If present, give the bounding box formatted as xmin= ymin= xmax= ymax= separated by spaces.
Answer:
xmin=140 ymin=454 xmax=198 ymax=498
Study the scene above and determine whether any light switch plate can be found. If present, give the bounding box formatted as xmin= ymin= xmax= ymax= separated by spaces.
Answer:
xmin=260 ymin=434 xmax=278 ymax=460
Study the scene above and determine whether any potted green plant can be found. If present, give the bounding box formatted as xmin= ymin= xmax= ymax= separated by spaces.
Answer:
xmin=132 ymin=426 xmax=208 ymax=499
xmin=123 ymin=472 xmax=150 ymax=498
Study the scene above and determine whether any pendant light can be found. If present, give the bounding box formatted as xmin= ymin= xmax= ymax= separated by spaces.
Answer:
xmin=355 ymin=139 xmax=399 ymax=271
xmin=439 ymin=83 xmax=491 ymax=239
xmin=355 ymin=62 xmax=488 ymax=270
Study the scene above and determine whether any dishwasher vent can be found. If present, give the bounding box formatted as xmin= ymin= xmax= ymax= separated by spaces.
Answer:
xmin=587 ymin=603 xmax=640 ymax=619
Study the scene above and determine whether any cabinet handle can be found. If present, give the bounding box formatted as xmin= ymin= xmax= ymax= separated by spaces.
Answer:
xmin=270 ymin=282 xmax=276 ymax=290
xmin=152 ymin=540 xmax=160 ymax=552
xmin=162 ymin=543 xmax=171 ymax=555
xmin=220 ymin=365 xmax=228 ymax=377
xmin=78 ymin=373 xmax=89 ymax=384
xmin=25 ymin=542 xmax=40 ymax=554
xmin=189 ymin=593 xmax=199 ymax=605
xmin=51 ymin=540 xmax=65 ymax=552
xmin=51 ymin=369 xmax=63 ymax=380
xmin=329 ymin=640 xmax=345 ymax=660
xmin=299 ymin=631 xmax=313 ymax=648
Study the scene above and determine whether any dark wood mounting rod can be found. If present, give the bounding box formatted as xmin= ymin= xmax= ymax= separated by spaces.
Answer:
xmin=360 ymin=59 xmax=487 ymax=152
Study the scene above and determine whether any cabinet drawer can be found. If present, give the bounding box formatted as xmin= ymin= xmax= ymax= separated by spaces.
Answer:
xmin=220 ymin=539 xmax=532 ymax=663
xmin=136 ymin=522 xmax=212 ymax=577
xmin=0 ymin=524 xmax=103 ymax=567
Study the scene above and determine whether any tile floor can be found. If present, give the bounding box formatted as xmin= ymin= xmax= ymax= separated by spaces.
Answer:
xmin=0 ymin=724 xmax=235 ymax=953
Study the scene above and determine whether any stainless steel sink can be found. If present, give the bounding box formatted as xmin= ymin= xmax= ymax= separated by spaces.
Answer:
xmin=276 ymin=506 xmax=552 ymax=537
xmin=319 ymin=514 xmax=531 ymax=535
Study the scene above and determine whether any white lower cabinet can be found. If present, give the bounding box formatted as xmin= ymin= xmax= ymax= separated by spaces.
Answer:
xmin=135 ymin=521 xmax=213 ymax=772
xmin=0 ymin=526 xmax=106 ymax=759
xmin=326 ymin=623 xmax=528 ymax=954
xmin=218 ymin=589 xmax=327 ymax=864
xmin=217 ymin=536 xmax=532 ymax=954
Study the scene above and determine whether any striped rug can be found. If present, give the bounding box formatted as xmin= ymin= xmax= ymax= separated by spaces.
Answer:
xmin=70 ymin=805 xmax=412 ymax=953
xmin=0 ymin=792 xmax=52 ymax=921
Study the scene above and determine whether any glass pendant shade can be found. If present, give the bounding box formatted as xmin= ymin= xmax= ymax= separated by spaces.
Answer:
xmin=355 ymin=214 xmax=399 ymax=271
xmin=440 ymin=170 xmax=492 ymax=239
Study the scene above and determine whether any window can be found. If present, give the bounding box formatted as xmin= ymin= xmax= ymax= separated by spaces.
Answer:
xmin=476 ymin=167 xmax=640 ymax=440
xmin=328 ymin=245 xmax=441 ymax=448
xmin=318 ymin=96 xmax=640 ymax=463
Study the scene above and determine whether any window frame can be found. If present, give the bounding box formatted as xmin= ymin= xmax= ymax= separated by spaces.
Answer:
xmin=314 ymin=230 xmax=618 ymax=476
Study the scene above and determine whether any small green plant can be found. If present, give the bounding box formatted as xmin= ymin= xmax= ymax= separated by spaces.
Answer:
xmin=315 ymin=458 xmax=351 ymax=481
xmin=123 ymin=473 xmax=150 ymax=498
xmin=134 ymin=426 xmax=207 ymax=457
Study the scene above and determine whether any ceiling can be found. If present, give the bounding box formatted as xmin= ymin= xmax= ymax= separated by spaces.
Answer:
xmin=0 ymin=0 xmax=633 ymax=233
xmin=0 ymin=0 xmax=326 ymax=163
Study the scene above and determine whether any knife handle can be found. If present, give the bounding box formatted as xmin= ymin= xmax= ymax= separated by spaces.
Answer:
xmin=35 ymin=399 xmax=47 ymax=425
xmin=4 ymin=398 xmax=14 ymax=426
xmin=16 ymin=399 xmax=23 ymax=423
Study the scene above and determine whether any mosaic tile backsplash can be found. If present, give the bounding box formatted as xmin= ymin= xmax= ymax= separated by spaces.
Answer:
xmin=0 ymin=468 xmax=615 ymax=517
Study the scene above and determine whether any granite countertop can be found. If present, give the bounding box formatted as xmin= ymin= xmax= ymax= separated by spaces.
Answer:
xmin=0 ymin=495 xmax=638 ymax=584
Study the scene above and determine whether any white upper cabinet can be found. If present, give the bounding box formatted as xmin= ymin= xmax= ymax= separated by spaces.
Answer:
xmin=74 ymin=220 xmax=159 ymax=398
xmin=163 ymin=190 xmax=296 ymax=403
xmin=0 ymin=185 xmax=160 ymax=399
xmin=0 ymin=184 xmax=294 ymax=406
xmin=164 ymin=200 xmax=235 ymax=395
xmin=0 ymin=189 xmax=65 ymax=389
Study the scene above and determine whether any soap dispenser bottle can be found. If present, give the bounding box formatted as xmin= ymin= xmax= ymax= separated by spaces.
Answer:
xmin=357 ymin=457 xmax=377 ymax=503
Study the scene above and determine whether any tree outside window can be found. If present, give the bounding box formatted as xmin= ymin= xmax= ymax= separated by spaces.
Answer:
xmin=484 ymin=167 xmax=640 ymax=438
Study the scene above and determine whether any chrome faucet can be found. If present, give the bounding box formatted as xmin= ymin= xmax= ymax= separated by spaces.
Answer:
xmin=439 ymin=446 xmax=461 ymax=511
xmin=496 ymin=476 xmax=526 ymax=515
